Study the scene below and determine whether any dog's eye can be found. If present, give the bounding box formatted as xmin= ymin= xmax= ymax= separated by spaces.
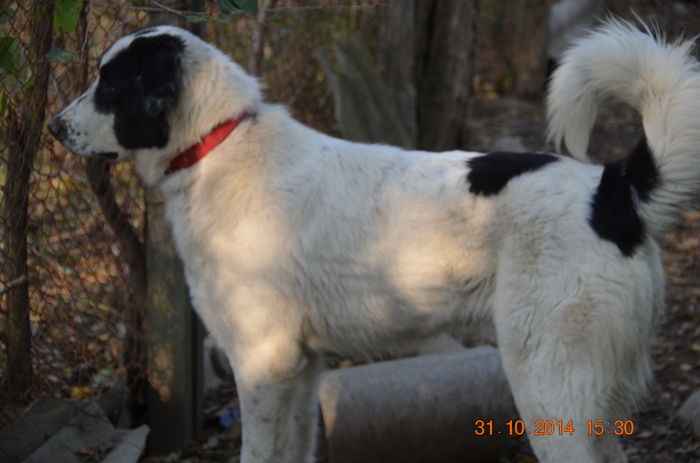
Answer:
xmin=98 ymin=75 xmax=116 ymax=95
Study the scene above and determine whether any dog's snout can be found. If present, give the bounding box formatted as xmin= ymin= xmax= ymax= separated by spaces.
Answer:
xmin=48 ymin=116 xmax=67 ymax=140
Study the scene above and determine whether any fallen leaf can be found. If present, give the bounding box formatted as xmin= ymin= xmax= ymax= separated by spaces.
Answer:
xmin=70 ymin=386 xmax=91 ymax=400
xmin=338 ymin=359 xmax=354 ymax=368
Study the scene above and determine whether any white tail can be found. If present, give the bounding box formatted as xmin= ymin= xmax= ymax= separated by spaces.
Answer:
xmin=547 ymin=20 xmax=700 ymax=237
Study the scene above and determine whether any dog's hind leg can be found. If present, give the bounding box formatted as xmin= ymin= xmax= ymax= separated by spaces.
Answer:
xmin=231 ymin=336 xmax=323 ymax=463
xmin=494 ymin=292 xmax=630 ymax=462
xmin=491 ymin=250 xmax=657 ymax=462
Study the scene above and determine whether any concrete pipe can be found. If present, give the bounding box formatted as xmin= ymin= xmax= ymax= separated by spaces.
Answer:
xmin=318 ymin=346 xmax=517 ymax=463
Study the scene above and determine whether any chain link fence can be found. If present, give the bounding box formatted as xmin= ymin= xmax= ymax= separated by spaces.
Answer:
xmin=1 ymin=1 xmax=148 ymax=418
xmin=0 ymin=0 xmax=380 ymax=423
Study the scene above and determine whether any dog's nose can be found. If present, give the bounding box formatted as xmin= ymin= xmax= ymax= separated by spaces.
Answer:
xmin=47 ymin=116 xmax=66 ymax=140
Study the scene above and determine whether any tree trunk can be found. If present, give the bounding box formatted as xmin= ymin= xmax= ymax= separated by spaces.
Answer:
xmin=380 ymin=0 xmax=479 ymax=151
xmin=86 ymin=158 xmax=147 ymax=422
xmin=379 ymin=1 xmax=419 ymax=147
xmin=248 ymin=0 xmax=280 ymax=76
xmin=508 ymin=0 xmax=551 ymax=99
xmin=2 ymin=0 xmax=55 ymax=400
xmin=189 ymin=0 xmax=206 ymax=38
xmin=415 ymin=0 xmax=479 ymax=150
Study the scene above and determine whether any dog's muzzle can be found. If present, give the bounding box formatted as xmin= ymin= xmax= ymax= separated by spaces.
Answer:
xmin=47 ymin=116 xmax=67 ymax=142
xmin=48 ymin=116 xmax=118 ymax=161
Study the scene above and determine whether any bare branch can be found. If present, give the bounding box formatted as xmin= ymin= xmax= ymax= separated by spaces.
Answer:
xmin=0 ymin=276 xmax=28 ymax=297
xmin=150 ymin=0 xmax=191 ymax=18
xmin=112 ymin=1 xmax=377 ymax=18
xmin=85 ymin=158 xmax=146 ymax=303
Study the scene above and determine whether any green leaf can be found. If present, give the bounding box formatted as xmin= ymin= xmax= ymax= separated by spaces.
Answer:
xmin=186 ymin=15 xmax=208 ymax=24
xmin=234 ymin=0 xmax=258 ymax=16
xmin=218 ymin=0 xmax=234 ymax=15
xmin=46 ymin=48 xmax=76 ymax=63
xmin=54 ymin=0 xmax=83 ymax=34
xmin=0 ymin=7 xmax=16 ymax=24
xmin=270 ymin=16 xmax=291 ymax=32
xmin=0 ymin=37 xmax=21 ymax=73
xmin=219 ymin=0 xmax=258 ymax=16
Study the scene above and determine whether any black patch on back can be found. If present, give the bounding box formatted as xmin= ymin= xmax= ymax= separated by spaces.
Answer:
xmin=95 ymin=34 xmax=184 ymax=150
xmin=589 ymin=137 xmax=658 ymax=257
xmin=466 ymin=152 xmax=559 ymax=196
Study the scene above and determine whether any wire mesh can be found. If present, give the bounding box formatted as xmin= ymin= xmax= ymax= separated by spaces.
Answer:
xmin=0 ymin=0 xmax=380 ymax=423
xmin=1 ymin=2 xmax=148 ymax=416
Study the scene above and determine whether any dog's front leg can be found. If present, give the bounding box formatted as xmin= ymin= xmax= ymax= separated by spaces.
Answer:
xmin=232 ymin=337 xmax=323 ymax=463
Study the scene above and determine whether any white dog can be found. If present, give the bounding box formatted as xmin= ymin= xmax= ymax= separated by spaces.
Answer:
xmin=49 ymin=20 xmax=699 ymax=462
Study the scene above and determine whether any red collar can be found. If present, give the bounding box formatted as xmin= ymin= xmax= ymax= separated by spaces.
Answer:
xmin=164 ymin=111 xmax=250 ymax=176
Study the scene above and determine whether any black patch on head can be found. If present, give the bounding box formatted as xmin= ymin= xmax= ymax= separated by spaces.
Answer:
xmin=466 ymin=152 xmax=559 ymax=196
xmin=98 ymin=28 xmax=163 ymax=66
xmin=95 ymin=34 xmax=185 ymax=150
xmin=589 ymin=137 xmax=658 ymax=257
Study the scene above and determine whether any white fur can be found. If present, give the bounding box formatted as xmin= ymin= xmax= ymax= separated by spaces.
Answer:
xmin=548 ymin=19 xmax=700 ymax=236
xmin=51 ymin=21 xmax=700 ymax=463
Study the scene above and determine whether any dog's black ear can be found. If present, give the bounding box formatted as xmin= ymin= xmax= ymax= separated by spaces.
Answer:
xmin=138 ymin=35 xmax=184 ymax=118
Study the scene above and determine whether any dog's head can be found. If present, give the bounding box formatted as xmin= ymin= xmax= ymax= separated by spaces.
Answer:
xmin=49 ymin=26 xmax=261 ymax=185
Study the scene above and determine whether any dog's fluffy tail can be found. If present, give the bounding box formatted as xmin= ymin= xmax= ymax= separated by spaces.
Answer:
xmin=547 ymin=19 xmax=700 ymax=238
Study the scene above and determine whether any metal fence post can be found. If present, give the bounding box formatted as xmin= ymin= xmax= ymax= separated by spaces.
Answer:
xmin=145 ymin=189 xmax=203 ymax=453
xmin=144 ymin=0 xmax=204 ymax=454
